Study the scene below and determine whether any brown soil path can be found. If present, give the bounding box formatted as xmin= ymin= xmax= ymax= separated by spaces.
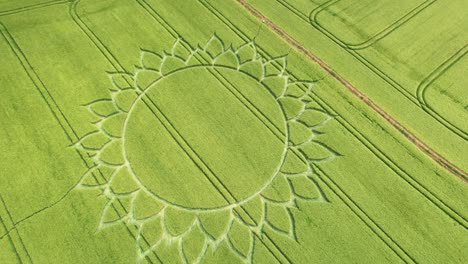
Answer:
xmin=237 ymin=0 xmax=468 ymax=182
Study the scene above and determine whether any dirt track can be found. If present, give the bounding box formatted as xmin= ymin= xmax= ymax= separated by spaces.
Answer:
xmin=237 ymin=0 xmax=468 ymax=182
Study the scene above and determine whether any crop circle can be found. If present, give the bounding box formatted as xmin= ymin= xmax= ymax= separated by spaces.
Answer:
xmin=124 ymin=67 xmax=287 ymax=210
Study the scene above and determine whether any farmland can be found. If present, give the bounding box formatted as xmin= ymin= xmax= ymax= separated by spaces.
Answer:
xmin=0 ymin=0 xmax=466 ymax=263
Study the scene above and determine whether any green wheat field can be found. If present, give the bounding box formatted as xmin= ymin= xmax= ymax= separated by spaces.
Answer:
xmin=0 ymin=0 xmax=467 ymax=263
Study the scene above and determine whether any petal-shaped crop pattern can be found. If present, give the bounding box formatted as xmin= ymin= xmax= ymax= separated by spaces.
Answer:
xmin=140 ymin=50 xmax=163 ymax=71
xmin=236 ymin=42 xmax=257 ymax=63
xmin=109 ymin=73 xmax=134 ymax=91
xmin=205 ymin=34 xmax=225 ymax=58
xmin=266 ymin=202 xmax=295 ymax=238
xmin=182 ymin=226 xmax=208 ymax=263
xmin=164 ymin=207 xmax=196 ymax=237
xmin=132 ymin=190 xmax=165 ymax=221
xmin=227 ymin=219 xmax=254 ymax=260
xmin=74 ymin=34 xmax=337 ymax=264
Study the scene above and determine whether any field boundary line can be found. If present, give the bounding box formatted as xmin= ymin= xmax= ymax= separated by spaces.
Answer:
xmin=237 ymin=0 xmax=467 ymax=181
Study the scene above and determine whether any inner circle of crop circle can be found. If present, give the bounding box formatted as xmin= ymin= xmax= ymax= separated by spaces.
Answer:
xmin=123 ymin=66 xmax=288 ymax=211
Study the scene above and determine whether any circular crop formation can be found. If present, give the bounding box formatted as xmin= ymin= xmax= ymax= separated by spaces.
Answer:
xmin=74 ymin=35 xmax=336 ymax=263
xmin=124 ymin=67 xmax=287 ymax=210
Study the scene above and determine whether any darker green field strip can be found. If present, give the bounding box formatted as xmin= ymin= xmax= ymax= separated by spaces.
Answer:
xmin=0 ymin=21 xmax=98 ymax=230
